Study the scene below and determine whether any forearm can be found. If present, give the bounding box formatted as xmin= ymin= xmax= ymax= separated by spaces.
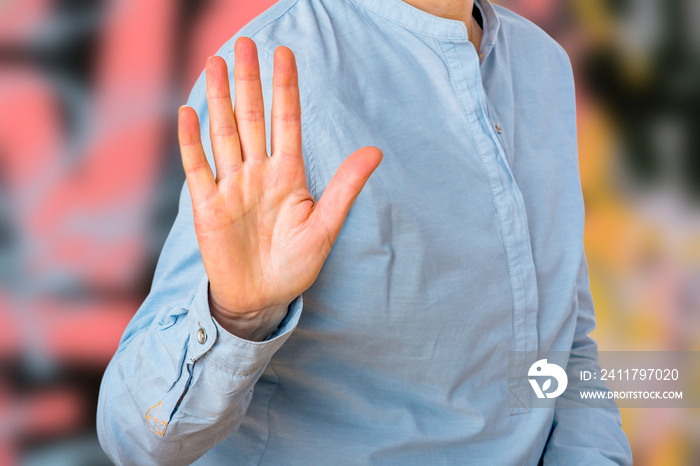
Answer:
xmin=543 ymin=346 xmax=631 ymax=465
xmin=542 ymin=253 xmax=632 ymax=465
xmin=97 ymin=277 xmax=302 ymax=465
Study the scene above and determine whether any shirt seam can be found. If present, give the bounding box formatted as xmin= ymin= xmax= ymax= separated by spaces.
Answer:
xmin=300 ymin=104 xmax=318 ymax=199
xmin=256 ymin=360 xmax=281 ymax=465
xmin=204 ymin=354 xmax=265 ymax=378
xmin=254 ymin=50 xmax=318 ymax=200
xmin=244 ymin=0 xmax=301 ymax=42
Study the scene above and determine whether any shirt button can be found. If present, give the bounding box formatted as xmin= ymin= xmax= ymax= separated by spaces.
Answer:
xmin=494 ymin=122 xmax=504 ymax=134
xmin=197 ymin=327 xmax=207 ymax=344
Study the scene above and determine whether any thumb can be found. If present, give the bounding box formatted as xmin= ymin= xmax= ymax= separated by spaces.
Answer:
xmin=309 ymin=146 xmax=382 ymax=251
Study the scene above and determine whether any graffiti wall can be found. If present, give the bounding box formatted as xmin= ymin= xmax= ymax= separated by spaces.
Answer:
xmin=1 ymin=0 xmax=697 ymax=464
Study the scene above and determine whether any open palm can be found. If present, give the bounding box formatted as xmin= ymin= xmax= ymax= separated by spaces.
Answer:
xmin=178 ymin=37 xmax=382 ymax=341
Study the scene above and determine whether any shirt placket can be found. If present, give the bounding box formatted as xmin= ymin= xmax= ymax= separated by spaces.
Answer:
xmin=437 ymin=38 xmax=539 ymax=413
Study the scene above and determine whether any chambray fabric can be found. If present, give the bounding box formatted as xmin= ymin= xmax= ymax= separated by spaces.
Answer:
xmin=97 ymin=0 xmax=632 ymax=464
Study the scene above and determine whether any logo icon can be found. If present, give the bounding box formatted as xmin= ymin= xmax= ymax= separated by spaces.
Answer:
xmin=528 ymin=359 xmax=568 ymax=399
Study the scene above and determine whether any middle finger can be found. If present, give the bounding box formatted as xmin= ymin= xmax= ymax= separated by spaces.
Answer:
xmin=233 ymin=37 xmax=267 ymax=162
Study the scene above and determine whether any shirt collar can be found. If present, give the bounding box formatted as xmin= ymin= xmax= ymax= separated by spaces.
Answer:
xmin=351 ymin=0 xmax=500 ymax=44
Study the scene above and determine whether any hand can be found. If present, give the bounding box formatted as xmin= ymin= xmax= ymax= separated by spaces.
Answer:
xmin=178 ymin=37 xmax=382 ymax=341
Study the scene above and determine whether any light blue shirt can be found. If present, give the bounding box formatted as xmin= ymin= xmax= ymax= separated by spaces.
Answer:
xmin=97 ymin=0 xmax=633 ymax=464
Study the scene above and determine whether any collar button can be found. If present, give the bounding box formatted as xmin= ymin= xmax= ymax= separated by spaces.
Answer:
xmin=197 ymin=327 xmax=207 ymax=345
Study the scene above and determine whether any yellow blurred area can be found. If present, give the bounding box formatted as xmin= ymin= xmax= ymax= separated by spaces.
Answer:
xmin=497 ymin=1 xmax=700 ymax=464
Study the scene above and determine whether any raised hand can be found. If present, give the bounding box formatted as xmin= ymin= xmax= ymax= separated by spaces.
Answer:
xmin=178 ymin=37 xmax=382 ymax=341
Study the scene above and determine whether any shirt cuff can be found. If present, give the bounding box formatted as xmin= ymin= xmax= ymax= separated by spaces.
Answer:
xmin=186 ymin=275 xmax=302 ymax=374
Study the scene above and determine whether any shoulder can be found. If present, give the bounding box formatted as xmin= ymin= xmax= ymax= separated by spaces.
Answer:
xmin=213 ymin=0 xmax=326 ymax=61
xmin=490 ymin=3 xmax=572 ymax=74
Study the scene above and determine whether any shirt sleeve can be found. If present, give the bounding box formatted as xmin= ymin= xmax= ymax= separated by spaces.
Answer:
xmin=96 ymin=49 xmax=303 ymax=465
xmin=541 ymin=252 xmax=633 ymax=465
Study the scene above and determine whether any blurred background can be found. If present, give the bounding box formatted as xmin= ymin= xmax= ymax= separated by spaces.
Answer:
xmin=0 ymin=0 xmax=697 ymax=464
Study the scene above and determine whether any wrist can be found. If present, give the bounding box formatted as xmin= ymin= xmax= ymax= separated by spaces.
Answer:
xmin=208 ymin=291 xmax=288 ymax=342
